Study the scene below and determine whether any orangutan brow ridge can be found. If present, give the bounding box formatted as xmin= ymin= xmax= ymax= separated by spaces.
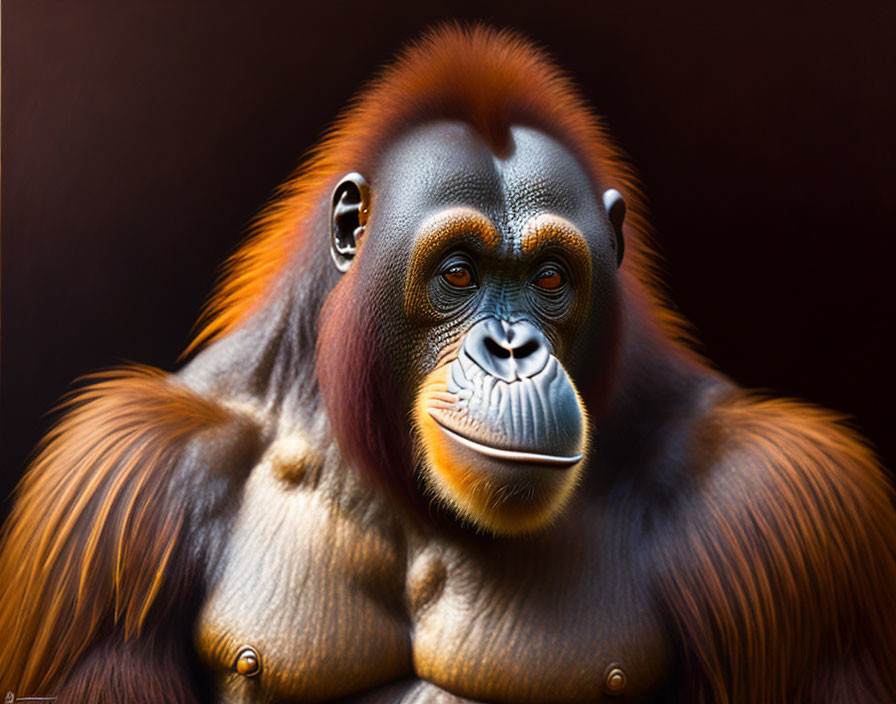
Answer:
xmin=521 ymin=213 xmax=591 ymax=261
xmin=415 ymin=207 xmax=500 ymax=256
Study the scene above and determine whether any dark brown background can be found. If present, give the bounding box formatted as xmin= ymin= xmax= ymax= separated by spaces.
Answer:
xmin=3 ymin=0 xmax=895 ymax=511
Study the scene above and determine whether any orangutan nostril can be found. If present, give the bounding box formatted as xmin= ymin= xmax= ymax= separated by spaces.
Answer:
xmin=484 ymin=338 xmax=511 ymax=359
xmin=514 ymin=340 xmax=539 ymax=359
xmin=462 ymin=318 xmax=553 ymax=382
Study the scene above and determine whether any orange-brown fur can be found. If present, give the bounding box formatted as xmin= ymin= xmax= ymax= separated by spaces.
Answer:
xmin=0 ymin=368 xmax=253 ymax=700
xmin=661 ymin=396 xmax=896 ymax=702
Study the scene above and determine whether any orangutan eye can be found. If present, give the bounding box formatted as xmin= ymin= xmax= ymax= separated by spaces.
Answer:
xmin=532 ymin=265 xmax=566 ymax=291
xmin=441 ymin=263 xmax=475 ymax=289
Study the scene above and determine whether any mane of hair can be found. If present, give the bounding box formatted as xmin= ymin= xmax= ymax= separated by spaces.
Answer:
xmin=0 ymin=367 xmax=235 ymax=698
xmin=660 ymin=395 xmax=896 ymax=702
xmin=185 ymin=22 xmax=691 ymax=357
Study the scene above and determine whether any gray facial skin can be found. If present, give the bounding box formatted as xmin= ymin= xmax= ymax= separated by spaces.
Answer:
xmin=356 ymin=121 xmax=620 ymax=473
xmin=438 ymin=318 xmax=585 ymax=463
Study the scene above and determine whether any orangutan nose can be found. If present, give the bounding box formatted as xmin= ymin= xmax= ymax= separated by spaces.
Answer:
xmin=463 ymin=319 xmax=552 ymax=383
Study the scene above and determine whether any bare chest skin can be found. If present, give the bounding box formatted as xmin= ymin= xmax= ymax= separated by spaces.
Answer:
xmin=406 ymin=503 xmax=672 ymax=703
xmin=196 ymin=436 xmax=673 ymax=703
xmin=196 ymin=437 xmax=411 ymax=702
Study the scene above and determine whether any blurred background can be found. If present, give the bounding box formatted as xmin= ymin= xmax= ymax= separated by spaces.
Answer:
xmin=3 ymin=0 xmax=895 ymax=511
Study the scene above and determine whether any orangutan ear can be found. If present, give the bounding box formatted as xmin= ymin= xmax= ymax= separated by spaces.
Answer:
xmin=602 ymin=188 xmax=626 ymax=267
xmin=330 ymin=172 xmax=371 ymax=273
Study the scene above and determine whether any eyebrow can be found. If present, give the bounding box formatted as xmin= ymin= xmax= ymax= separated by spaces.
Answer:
xmin=520 ymin=214 xmax=590 ymax=260
xmin=414 ymin=207 xmax=500 ymax=253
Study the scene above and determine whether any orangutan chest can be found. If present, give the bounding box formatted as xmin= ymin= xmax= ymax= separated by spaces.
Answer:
xmin=196 ymin=465 xmax=670 ymax=703
xmin=405 ymin=525 xmax=673 ymax=703
xmin=195 ymin=462 xmax=412 ymax=703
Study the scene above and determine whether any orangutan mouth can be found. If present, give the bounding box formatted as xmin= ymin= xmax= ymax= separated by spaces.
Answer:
xmin=429 ymin=414 xmax=583 ymax=468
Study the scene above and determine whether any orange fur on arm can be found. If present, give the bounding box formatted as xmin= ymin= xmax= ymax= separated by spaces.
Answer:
xmin=0 ymin=366 xmax=255 ymax=702
xmin=657 ymin=396 xmax=896 ymax=703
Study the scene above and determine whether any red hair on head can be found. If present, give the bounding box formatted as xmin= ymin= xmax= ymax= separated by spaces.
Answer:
xmin=185 ymin=23 xmax=682 ymax=358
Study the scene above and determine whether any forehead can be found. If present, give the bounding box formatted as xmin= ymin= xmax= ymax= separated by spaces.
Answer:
xmin=372 ymin=120 xmax=601 ymax=239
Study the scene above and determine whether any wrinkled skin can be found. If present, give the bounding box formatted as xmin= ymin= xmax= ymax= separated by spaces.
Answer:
xmin=339 ymin=121 xmax=621 ymax=534
xmin=187 ymin=120 xmax=682 ymax=702
xmin=4 ymin=108 xmax=894 ymax=704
